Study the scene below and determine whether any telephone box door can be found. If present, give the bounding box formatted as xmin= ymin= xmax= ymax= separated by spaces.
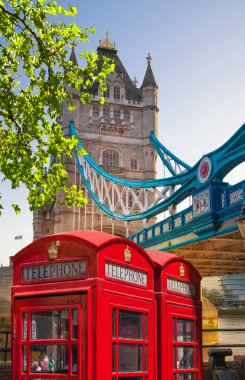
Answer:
xmin=167 ymin=304 xmax=202 ymax=380
xmin=104 ymin=293 xmax=155 ymax=380
xmin=13 ymin=294 xmax=85 ymax=380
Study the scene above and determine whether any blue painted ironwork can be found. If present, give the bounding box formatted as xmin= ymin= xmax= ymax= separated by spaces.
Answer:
xmin=70 ymin=121 xmax=245 ymax=222
xmin=129 ymin=180 xmax=245 ymax=250
xmin=150 ymin=131 xmax=191 ymax=175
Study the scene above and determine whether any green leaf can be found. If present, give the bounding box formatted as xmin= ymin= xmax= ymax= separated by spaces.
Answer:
xmin=12 ymin=204 xmax=21 ymax=214
xmin=0 ymin=0 xmax=114 ymax=214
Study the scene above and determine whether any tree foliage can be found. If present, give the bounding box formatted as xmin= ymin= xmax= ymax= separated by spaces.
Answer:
xmin=0 ymin=0 xmax=114 ymax=214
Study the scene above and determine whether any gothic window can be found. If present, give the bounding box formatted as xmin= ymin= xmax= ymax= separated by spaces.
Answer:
xmin=113 ymin=109 xmax=120 ymax=120
xmin=114 ymin=86 xmax=120 ymax=100
xmin=124 ymin=110 xmax=130 ymax=122
xmin=92 ymin=106 xmax=99 ymax=118
xmin=104 ymin=85 xmax=110 ymax=98
xmin=130 ymin=159 xmax=138 ymax=171
xmin=103 ymin=149 xmax=119 ymax=167
xmin=103 ymin=107 xmax=110 ymax=118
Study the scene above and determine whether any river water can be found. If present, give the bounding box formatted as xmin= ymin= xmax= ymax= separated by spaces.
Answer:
xmin=217 ymin=316 xmax=245 ymax=360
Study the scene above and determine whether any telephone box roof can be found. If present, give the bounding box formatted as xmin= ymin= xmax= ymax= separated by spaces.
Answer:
xmin=12 ymin=230 xmax=155 ymax=268
xmin=146 ymin=249 xmax=201 ymax=278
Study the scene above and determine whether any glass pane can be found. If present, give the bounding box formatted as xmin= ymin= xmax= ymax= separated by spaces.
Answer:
xmin=72 ymin=309 xmax=78 ymax=339
xmin=118 ymin=378 xmax=142 ymax=380
xmin=118 ymin=344 xmax=142 ymax=372
xmin=112 ymin=309 xmax=116 ymax=338
xmin=178 ymin=347 xmax=194 ymax=369
xmin=145 ymin=345 xmax=148 ymax=371
xmin=177 ymin=320 xmax=194 ymax=342
xmin=31 ymin=310 xmax=68 ymax=340
xmin=119 ymin=310 xmax=142 ymax=340
xmin=173 ymin=347 xmax=176 ymax=369
xmin=177 ymin=374 xmax=194 ymax=380
xmin=72 ymin=344 xmax=78 ymax=373
xmin=22 ymin=345 xmax=27 ymax=373
xmin=145 ymin=314 xmax=148 ymax=340
xmin=22 ymin=313 xmax=27 ymax=340
xmin=31 ymin=345 xmax=68 ymax=373
xmin=112 ymin=343 xmax=116 ymax=372
xmin=172 ymin=318 xmax=176 ymax=342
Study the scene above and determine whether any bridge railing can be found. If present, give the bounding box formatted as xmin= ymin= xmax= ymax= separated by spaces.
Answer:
xmin=130 ymin=180 xmax=245 ymax=247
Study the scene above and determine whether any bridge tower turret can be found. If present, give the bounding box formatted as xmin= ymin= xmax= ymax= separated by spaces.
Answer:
xmin=33 ymin=34 xmax=158 ymax=240
xmin=141 ymin=53 xmax=158 ymax=178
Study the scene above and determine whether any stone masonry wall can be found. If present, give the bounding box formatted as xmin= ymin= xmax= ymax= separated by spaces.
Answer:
xmin=0 ymin=266 xmax=12 ymax=328
xmin=0 ymin=267 xmax=12 ymax=379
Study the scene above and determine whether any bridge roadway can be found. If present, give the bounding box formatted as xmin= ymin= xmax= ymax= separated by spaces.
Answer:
xmin=129 ymin=180 xmax=245 ymax=277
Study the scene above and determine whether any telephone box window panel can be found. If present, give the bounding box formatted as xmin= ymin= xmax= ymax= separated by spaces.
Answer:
xmin=112 ymin=308 xmax=149 ymax=377
xmin=29 ymin=310 xmax=69 ymax=340
xmin=20 ymin=305 xmax=80 ymax=377
xmin=176 ymin=319 xmax=194 ymax=343
xmin=117 ymin=378 xmax=143 ymax=380
xmin=118 ymin=344 xmax=143 ymax=372
xmin=175 ymin=375 xmax=194 ymax=380
xmin=172 ymin=316 xmax=198 ymax=380
xmin=30 ymin=345 xmax=69 ymax=373
xmin=118 ymin=310 xmax=143 ymax=340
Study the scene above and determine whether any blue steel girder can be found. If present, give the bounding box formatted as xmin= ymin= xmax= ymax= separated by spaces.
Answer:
xmin=70 ymin=121 xmax=245 ymax=222
xmin=150 ymin=131 xmax=191 ymax=175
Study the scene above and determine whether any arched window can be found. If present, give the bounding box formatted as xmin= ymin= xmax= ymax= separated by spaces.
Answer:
xmin=114 ymin=86 xmax=120 ymax=100
xmin=124 ymin=110 xmax=130 ymax=122
xmin=130 ymin=159 xmax=138 ymax=170
xmin=92 ymin=106 xmax=99 ymax=118
xmin=113 ymin=109 xmax=120 ymax=120
xmin=103 ymin=149 xmax=119 ymax=167
xmin=103 ymin=85 xmax=110 ymax=98
xmin=103 ymin=107 xmax=110 ymax=118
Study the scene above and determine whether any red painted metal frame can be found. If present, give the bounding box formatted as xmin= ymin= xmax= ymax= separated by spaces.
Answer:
xmin=14 ymin=294 xmax=84 ymax=379
xmin=12 ymin=231 xmax=156 ymax=380
xmin=147 ymin=250 xmax=202 ymax=380
xmin=11 ymin=230 xmax=202 ymax=380
xmin=104 ymin=292 xmax=155 ymax=379
xmin=168 ymin=304 xmax=200 ymax=380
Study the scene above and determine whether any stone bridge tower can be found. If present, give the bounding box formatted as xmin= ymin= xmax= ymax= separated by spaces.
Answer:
xmin=33 ymin=33 xmax=158 ymax=239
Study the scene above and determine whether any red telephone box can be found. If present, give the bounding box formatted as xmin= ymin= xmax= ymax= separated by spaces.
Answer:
xmin=146 ymin=250 xmax=202 ymax=380
xmin=11 ymin=231 xmax=156 ymax=380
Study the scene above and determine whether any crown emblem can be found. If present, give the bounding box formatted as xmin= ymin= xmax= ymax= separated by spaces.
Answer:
xmin=180 ymin=264 xmax=185 ymax=277
xmin=124 ymin=245 xmax=132 ymax=263
xmin=48 ymin=242 xmax=58 ymax=261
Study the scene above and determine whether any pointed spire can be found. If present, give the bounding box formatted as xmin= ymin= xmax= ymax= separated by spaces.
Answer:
xmin=146 ymin=53 xmax=152 ymax=65
xmin=141 ymin=52 xmax=157 ymax=88
xmin=69 ymin=42 xmax=78 ymax=65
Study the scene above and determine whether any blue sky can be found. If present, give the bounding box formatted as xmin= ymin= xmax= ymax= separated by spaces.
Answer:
xmin=0 ymin=0 xmax=245 ymax=265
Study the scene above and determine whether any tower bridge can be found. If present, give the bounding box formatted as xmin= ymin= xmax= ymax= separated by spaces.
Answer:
xmin=34 ymin=35 xmax=245 ymax=277
xmin=70 ymin=120 xmax=245 ymax=277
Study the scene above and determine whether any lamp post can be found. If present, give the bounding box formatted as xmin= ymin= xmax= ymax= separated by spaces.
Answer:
xmin=236 ymin=202 xmax=245 ymax=239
